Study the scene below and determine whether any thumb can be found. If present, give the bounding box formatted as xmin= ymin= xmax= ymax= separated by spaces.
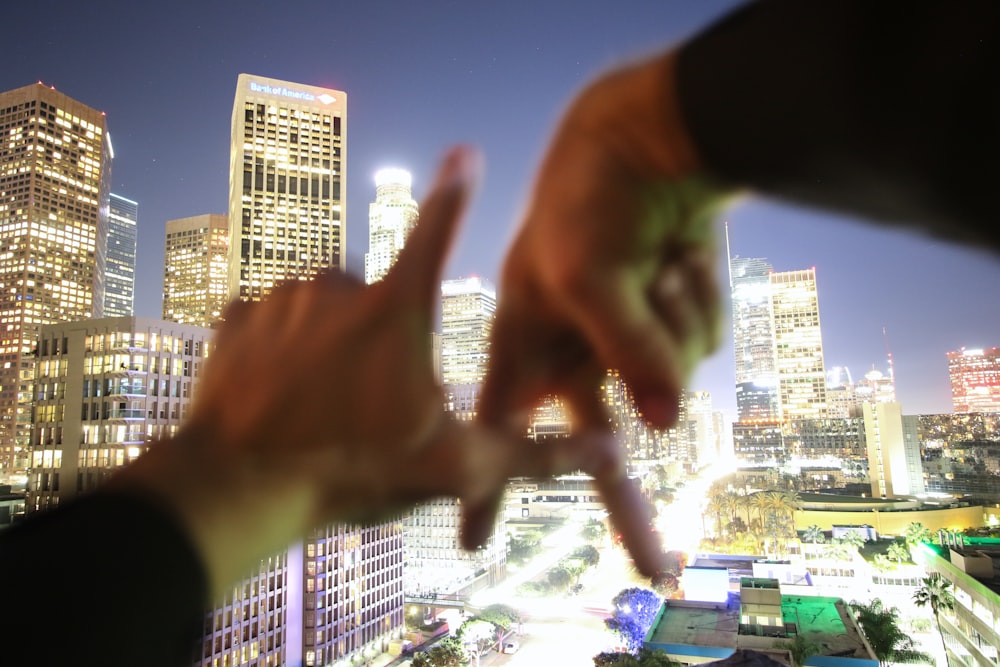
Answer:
xmin=385 ymin=146 xmax=482 ymax=304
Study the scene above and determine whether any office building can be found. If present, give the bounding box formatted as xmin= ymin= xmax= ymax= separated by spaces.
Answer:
xmin=0 ymin=83 xmax=112 ymax=470
xmin=863 ymin=401 xmax=924 ymax=498
xmin=163 ymin=214 xmax=229 ymax=328
xmin=949 ymin=347 xmax=1000 ymax=414
xmin=228 ymin=74 xmax=346 ymax=302
xmin=403 ymin=276 xmax=505 ymax=596
xmin=27 ymin=317 xmax=212 ymax=511
xmin=439 ymin=277 xmax=495 ymax=386
xmin=364 ymin=168 xmax=418 ymax=284
xmin=103 ymin=194 xmax=138 ymax=317
xmin=729 ymin=253 xmax=779 ymax=422
xmin=770 ymin=269 xmax=828 ymax=420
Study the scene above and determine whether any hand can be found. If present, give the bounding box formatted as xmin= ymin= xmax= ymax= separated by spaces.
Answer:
xmin=117 ymin=147 xmax=615 ymax=598
xmin=472 ymin=53 xmax=735 ymax=577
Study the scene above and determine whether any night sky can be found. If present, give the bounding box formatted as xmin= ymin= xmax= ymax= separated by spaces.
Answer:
xmin=3 ymin=1 xmax=997 ymax=418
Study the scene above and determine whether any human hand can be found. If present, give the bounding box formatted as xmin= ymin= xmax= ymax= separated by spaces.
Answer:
xmin=119 ymin=147 xmax=617 ymax=597
xmin=471 ymin=53 xmax=735 ymax=577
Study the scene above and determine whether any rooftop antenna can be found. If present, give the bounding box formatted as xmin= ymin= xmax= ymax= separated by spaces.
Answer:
xmin=882 ymin=326 xmax=896 ymax=398
xmin=725 ymin=220 xmax=733 ymax=290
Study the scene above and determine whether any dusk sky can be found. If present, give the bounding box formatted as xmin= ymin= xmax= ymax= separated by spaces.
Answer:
xmin=4 ymin=1 xmax=997 ymax=419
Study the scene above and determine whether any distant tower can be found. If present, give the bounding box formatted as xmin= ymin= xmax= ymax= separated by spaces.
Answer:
xmin=0 ymin=83 xmax=112 ymax=470
xmin=228 ymin=74 xmax=346 ymax=302
xmin=103 ymin=194 xmax=138 ymax=317
xmin=440 ymin=277 xmax=496 ymax=387
xmin=770 ymin=269 xmax=828 ymax=421
xmin=729 ymin=246 xmax=779 ymax=422
xmin=162 ymin=214 xmax=230 ymax=328
xmin=948 ymin=347 xmax=1000 ymax=414
xmin=365 ymin=168 xmax=418 ymax=284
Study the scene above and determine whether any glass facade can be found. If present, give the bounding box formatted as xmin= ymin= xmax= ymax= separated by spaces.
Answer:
xmin=103 ymin=193 xmax=138 ymax=317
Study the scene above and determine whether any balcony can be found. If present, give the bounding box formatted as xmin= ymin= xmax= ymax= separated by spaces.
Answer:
xmin=109 ymin=366 xmax=147 ymax=378
xmin=107 ymin=385 xmax=146 ymax=399
xmin=107 ymin=409 xmax=145 ymax=421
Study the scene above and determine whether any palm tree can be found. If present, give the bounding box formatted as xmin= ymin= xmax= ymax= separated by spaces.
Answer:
xmin=905 ymin=522 xmax=932 ymax=548
xmin=802 ymin=525 xmax=826 ymax=544
xmin=887 ymin=541 xmax=911 ymax=565
xmin=851 ymin=599 xmax=933 ymax=666
xmin=913 ymin=573 xmax=957 ymax=667
xmin=705 ymin=497 xmax=724 ymax=538
xmin=779 ymin=634 xmax=820 ymax=667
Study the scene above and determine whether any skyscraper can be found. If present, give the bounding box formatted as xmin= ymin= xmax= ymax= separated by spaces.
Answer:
xmin=103 ymin=194 xmax=138 ymax=317
xmin=948 ymin=346 xmax=1000 ymax=414
xmin=403 ymin=276 xmax=505 ymax=595
xmin=0 ymin=83 xmax=112 ymax=470
xmin=214 ymin=75 xmax=402 ymax=667
xmin=228 ymin=74 xmax=346 ymax=302
xmin=163 ymin=214 xmax=230 ymax=328
xmin=770 ymin=269 xmax=828 ymax=421
xmin=439 ymin=277 xmax=496 ymax=387
xmin=729 ymin=254 xmax=779 ymax=422
xmin=365 ymin=168 xmax=418 ymax=284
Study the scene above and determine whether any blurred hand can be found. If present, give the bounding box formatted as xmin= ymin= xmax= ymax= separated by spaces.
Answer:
xmin=472 ymin=53 xmax=735 ymax=577
xmin=119 ymin=147 xmax=617 ymax=597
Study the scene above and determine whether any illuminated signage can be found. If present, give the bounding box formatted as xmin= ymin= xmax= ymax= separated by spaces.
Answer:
xmin=248 ymin=82 xmax=336 ymax=105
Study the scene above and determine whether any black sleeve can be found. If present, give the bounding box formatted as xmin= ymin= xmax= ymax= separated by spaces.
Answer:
xmin=676 ymin=0 xmax=999 ymax=249
xmin=0 ymin=491 xmax=207 ymax=667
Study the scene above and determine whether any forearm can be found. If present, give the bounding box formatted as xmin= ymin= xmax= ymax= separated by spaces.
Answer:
xmin=676 ymin=0 xmax=999 ymax=247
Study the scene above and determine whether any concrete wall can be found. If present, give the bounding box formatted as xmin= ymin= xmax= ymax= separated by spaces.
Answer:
xmin=795 ymin=505 xmax=986 ymax=535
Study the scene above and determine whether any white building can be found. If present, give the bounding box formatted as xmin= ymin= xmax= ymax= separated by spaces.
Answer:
xmin=364 ymin=168 xmax=418 ymax=284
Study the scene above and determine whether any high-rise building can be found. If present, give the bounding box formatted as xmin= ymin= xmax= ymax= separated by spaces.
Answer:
xmin=163 ymin=214 xmax=230 ymax=328
xmin=770 ymin=269 xmax=828 ymax=421
xmin=403 ymin=276 xmax=505 ymax=596
xmin=948 ymin=347 xmax=1000 ymax=414
xmin=103 ymin=194 xmax=138 ymax=317
xmin=0 ymin=83 xmax=112 ymax=470
xmin=221 ymin=75 xmax=403 ymax=667
xmin=365 ymin=168 xmax=418 ymax=284
xmin=228 ymin=74 xmax=346 ymax=302
xmin=863 ymin=401 xmax=924 ymax=498
xmin=440 ymin=277 xmax=496 ymax=386
xmin=729 ymin=253 xmax=778 ymax=422
xmin=27 ymin=317 xmax=212 ymax=511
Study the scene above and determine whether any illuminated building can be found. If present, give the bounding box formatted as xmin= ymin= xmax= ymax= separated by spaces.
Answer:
xmin=402 ymin=276 xmax=505 ymax=595
xmin=364 ymin=168 xmax=418 ymax=284
xmin=863 ymin=401 xmax=924 ymax=498
xmin=948 ymin=347 xmax=1000 ymax=414
xmin=439 ymin=277 xmax=495 ymax=386
xmin=163 ymin=214 xmax=230 ymax=328
xmin=770 ymin=269 xmax=828 ymax=420
xmin=26 ymin=317 xmax=212 ymax=511
xmin=0 ymin=83 xmax=112 ymax=470
xmin=729 ymin=250 xmax=778 ymax=422
xmin=103 ymin=194 xmax=137 ymax=317
xmin=685 ymin=390 xmax=718 ymax=470
xmin=228 ymin=74 xmax=346 ymax=302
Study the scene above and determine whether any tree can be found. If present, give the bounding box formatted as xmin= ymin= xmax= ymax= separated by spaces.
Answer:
xmin=477 ymin=603 xmax=521 ymax=633
xmin=458 ymin=619 xmax=496 ymax=667
xmin=582 ymin=518 xmax=608 ymax=544
xmin=573 ymin=544 xmax=601 ymax=568
xmin=547 ymin=565 xmax=573 ymax=591
xmin=905 ymin=522 xmax=932 ymax=547
xmin=595 ymin=648 xmax=681 ymax=666
xmin=663 ymin=550 xmax=686 ymax=577
xmin=802 ymin=525 xmax=826 ymax=544
xmin=851 ymin=599 xmax=934 ymax=666
xmin=606 ymin=588 xmax=662 ymax=653
xmin=913 ymin=573 xmax=957 ymax=667
xmin=412 ymin=638 xmax=466 ymax=667
xmin=779 ymin=634 xmax=820 ymax=667
xmin=887 ymin=541 xmax=912 ymax=565
xmin=651 ymin=572 xmax=679 ymax=598
xmin=508 ymin=530 xmax=543 ymax=566
xmin=838 ymin=529 xmax=867 ymax=551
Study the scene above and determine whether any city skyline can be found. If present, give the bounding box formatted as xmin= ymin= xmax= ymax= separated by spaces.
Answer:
xmin=3 ymin=1 xmax=997 ymax=418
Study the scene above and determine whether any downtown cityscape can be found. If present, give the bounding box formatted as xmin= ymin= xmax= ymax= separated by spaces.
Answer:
xmin=2 ymin=3 xmax=1000 ymax=667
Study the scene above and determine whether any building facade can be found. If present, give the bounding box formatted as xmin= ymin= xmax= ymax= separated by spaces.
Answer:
xmin=163 ymin=214 xmax=230 ymax=328
xmin=364 ymin=168 xmax=418 ymax=284
xmin=949 ymin=347 xmax=1000 ymax=414
xmin=439 ymin=277 xmax=495 ymax=386
xmin=228 ymin=74 xmax=346 ymax=302
xmin=0 ymin=83 xmax=112 ymax=470
xmin=863 ymin=401 xmax=924 ymax=498
xmin=27 ymin=317 xmax=212 ymax=510
xmin=729 ymin=254 xmax=778 ymax=422
xmin=770 ymin=268 xmax=828 ymax=421
xmin=103 ymin=193 xmax=138 ymax=317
